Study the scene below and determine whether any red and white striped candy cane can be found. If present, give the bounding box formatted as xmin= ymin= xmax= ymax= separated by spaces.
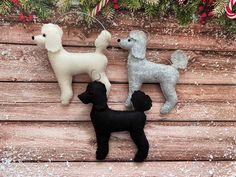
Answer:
xmin=226 ymin=0 xmax=236 ymax=19
xmin=90 ymin=0 xmax=110 ymax=17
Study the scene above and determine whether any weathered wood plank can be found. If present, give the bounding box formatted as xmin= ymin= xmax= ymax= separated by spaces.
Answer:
xmin=1 ymin=102 xmax=235 ymax=121
xmin=1 ymin=44 xmax=235 ymax=84
xmin=0 ymin=23 xmax=235 ymax=51
xmin=1 ymin=162 xmax=235 ymax=177
xmin=0 ymin=122 xmax=235 ymax=161
xmin=0 ymin=83 xmax=235 ymax=103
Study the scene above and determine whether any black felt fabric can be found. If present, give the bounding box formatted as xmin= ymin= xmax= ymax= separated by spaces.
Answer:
xmin=78 ymin=81 xmax=152 ymax=162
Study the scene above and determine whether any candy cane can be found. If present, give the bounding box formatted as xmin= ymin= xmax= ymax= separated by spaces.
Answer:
xmin=90 ymin=0 xmax=110 ymax=17
xmin=226 ymin=0 xmax=236 ymax=19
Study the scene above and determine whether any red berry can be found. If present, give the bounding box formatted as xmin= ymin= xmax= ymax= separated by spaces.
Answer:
xmin=201 ymin=12 xmax=207 ymax=18
xmin=208 ymin=0 xmax=214 ymax=5
xmin=112 ymin=0 xmax=119 ymax=3
xmin=18 ymin=14 xmax=25 ymax=21
xmin=198 ymin=5 xmax=204 ymax=11
xmin=208 ymin=11 xmax=214 ymax=17
xmin=28 ymin=15 xmax=33 ymax=22
xmin=11 ymin=0 xmax=19 ymax=4
xmin=113 ymin=3 xmax=120 ymax=9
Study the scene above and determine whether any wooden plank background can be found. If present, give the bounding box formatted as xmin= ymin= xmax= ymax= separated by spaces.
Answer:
xmin=0 ymin=18 xmax=236 ymax=176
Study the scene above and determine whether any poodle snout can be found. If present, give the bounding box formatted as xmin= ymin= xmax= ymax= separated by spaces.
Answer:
xmin=78 ymin=92 xmax=91 ymax=104
xmin=117 ymin=38 xmax=132 ymax=50
xmin=32 ymin=36 xmax=35 ymax=40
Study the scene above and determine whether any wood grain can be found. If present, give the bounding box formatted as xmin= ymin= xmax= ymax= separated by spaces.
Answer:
xmin=1 ymin=23 xmax=236 ymax=51
xmin=1 ymin=102 xmax=236 ymax=121
xmin=0 ymin=19 xmax=236 ymax=177
xmin=1 ymin=162 xmax=235 ymax=177
xmin=0 ymin=83 xmax=235 ymax=104
xmin=1 ymin=44 xmax=236 ymax=84
xmin=0 ymin=122 xmax=235 ymax=161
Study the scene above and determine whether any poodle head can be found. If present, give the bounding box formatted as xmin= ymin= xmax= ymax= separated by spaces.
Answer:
xmin=117 ymin=30 xmax=147 ymax=59
xmin=78 ymin=81 xmax=108 ymax=110
xmin=32 ymin=23 xmax=63 ymax=52
xmin=131 ymin=90 xmax=152 ymax=112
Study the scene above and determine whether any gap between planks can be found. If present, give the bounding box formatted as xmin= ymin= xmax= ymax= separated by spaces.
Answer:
xmin=0 ymin=102 xmax=236 ymax=122
xmin=0 ymin=83 xmax=235 ymax=103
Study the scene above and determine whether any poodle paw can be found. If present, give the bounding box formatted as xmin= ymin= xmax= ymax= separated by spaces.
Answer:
xmin=61 ymin=99 xmax=70 ymax=105
xmin=96 ymin=153 xmax=107 ymax=160
xmin=134 ymin=155 xmax=145 ymax=162
xmin=60 ymin=94 xmax=72 ymax=105
xmin=160 ymin=103 xmax=172 ymax=114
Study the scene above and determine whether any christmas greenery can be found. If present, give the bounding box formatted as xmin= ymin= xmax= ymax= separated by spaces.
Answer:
xmin=0 ymin=0 xmax=53 ymax=19
xmin=1 ymin=0 xmax=236 ymax=30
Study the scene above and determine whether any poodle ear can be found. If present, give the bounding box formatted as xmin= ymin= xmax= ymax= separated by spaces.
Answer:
xmin=131 ymin=40 xmax=146 ymax=59
xmin=93 ymin=81 xmax=108 ymax=111
xmin=131 ymin=91 xmax=152 ymax=111
xmin=45 ymin=31 xmax=62 ymax=52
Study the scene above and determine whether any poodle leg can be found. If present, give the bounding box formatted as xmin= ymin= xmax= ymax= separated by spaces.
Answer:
xmin=96 ymin=132 xmax=111 ymax=160
xmin=130 ymin=130 xmax=149 ymax=162
xmin=57 ymin=75 xmax=73 ymax=105
xmin=125 ymin=81 xmax=142 ymax=108
xmin=160 ymin=83 xmax=178 ymax=114
xmin=98 ymin=72 xmax=111 ymax=96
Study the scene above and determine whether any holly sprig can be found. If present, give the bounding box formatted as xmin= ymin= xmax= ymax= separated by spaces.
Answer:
xmin=1 ymin=0 xmax=236 ymax=30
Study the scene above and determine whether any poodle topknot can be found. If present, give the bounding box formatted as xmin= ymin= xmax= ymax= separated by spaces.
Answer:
xmin=32 ymin=23 xmax=111 ymax=105
xmin=78 ymin=81 xmax=152 ymax=162
xmin=118 ymin=30 xmax=188 ymax=114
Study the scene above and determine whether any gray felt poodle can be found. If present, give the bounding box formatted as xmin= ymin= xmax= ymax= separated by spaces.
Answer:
xmin=117 ymin=30 xmax=188 ymax=114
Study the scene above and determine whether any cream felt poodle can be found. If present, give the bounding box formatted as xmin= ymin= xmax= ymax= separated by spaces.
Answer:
xmin=32 ymin=23 xmax=111 ymax=105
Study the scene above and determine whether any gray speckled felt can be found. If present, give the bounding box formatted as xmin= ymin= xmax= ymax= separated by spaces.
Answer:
xmin=118 ymin=30 xmax=188 ymax=114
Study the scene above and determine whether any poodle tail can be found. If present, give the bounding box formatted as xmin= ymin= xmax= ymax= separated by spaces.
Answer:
xmin=95 ymin=30 xmax=112 ymax=53
xmin=171 ymin=50 xmax=188 ymax=69
xmin=131 ymin=91 xmax=152 ymax=112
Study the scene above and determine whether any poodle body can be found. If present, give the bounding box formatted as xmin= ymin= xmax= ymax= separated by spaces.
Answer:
xmin=32 ymin=23 xmax=111 ymax=105
xmin=118 ymin=30 xmax=188 ymax=114
xmin=78 ymin=81 xmax=152 ymax=162
xmin=91 ymin=108 xmax=146 ymax=132
xmin=128 ymin=55 xmax=179 ymax=84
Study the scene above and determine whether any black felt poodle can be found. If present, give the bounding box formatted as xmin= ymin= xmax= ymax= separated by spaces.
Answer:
xmin=78 ymin=81 xmax=152 ymax=162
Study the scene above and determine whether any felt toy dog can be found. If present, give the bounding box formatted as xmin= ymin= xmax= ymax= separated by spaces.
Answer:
xmin=117 ymin=30 xmax=188 ymax=114
xmin=78 ymin=81 xmax=152 ymax=162
xmin=32 ymin=23 xmax=111 ymax=105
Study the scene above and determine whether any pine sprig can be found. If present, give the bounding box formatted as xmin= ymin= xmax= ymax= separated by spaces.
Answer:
xmin=144 ymin=1 xmax=159 ymax=16
xmin=156 ymin=0 xmax=172 ymax=16
xmin=102 ymin=4 xmax=115 ymax=20
xmin=21 ymin=0 xmax=52 ymax=18
xmin=57 ymin=0 xmax=72 ymax=12
xmin=0 ymin=0 xmax=12 ymax=15
xmin=214 ymin=0 xmax=228 ymax=17
xmin=125 ymin=0 xmax=142 ymax=10
xmin=80 ymin=0 xmax=99 ymax=24
xmin=173 ymin=0 xmax=200 ymax=25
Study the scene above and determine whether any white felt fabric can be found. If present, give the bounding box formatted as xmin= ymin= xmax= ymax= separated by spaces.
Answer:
xmin=33 ymin=23 xmax=111 ymax=105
